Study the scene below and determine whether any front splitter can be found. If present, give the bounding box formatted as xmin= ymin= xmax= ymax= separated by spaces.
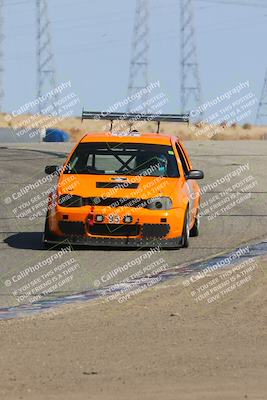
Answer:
xmin=43 ymin=233 xmax=183 ymax=248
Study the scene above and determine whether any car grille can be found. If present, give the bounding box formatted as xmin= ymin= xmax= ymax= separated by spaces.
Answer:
xmin=142 ymin=224 xmax=170 ymax=238
xmin=59 ymin=221 xmax=85 ymax=235
xmin=89 ymin=224 xmax=140 ymax=237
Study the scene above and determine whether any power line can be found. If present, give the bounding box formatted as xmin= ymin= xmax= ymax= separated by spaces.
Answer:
xmin=180 ymin=0 xmax=202 ymax=116
xmin=127 ymin=0 xmax=150 ymax=113
xmin=256 ymin=67 xmax=267 ymax=124
xmin=4 ymin=0 xmax=34 ymax=6
xmin=36 ymin=0 xmax=58 ymax=114
xmin=197 ymin=0 xmax=267 ymax=8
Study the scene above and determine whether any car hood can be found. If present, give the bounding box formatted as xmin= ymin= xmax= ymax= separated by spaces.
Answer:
xmin=58 ymin=174 xmax=184 ymax=201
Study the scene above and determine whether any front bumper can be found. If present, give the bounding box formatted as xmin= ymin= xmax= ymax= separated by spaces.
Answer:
xmin=43 ymin=230 xmax=183 ymax=248
xmin=44 ymin=206 xmax=185 ymax=248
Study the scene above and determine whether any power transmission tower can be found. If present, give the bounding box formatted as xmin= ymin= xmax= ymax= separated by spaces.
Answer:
xmin=180 ymin=0 xmax=202 ymax=118
xmin=127 ymin=0 xmax=149 ymax=113
xmin=256 ymin=67 xmax=267 ymax=124
xmin=0 ymin=0 xmax=4 ymax=111
xmin=36 ymin=0 xmax=58 ymax=114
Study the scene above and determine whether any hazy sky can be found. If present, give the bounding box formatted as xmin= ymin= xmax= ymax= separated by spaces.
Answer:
xmin=3 ymin=0 xmax=267 ymax=122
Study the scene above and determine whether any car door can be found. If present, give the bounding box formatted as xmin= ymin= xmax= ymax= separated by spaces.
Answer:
xmin=175 ymin=141 xmax=199 ymax=227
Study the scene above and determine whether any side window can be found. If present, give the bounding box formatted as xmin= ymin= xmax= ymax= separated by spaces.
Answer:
xmin=175 ymin=143 xmax=190 ymax=175
xmin=86 ymin=154 xmax=93 ymax=167
xmin=179 ymin=143 xmax=191 ymax=170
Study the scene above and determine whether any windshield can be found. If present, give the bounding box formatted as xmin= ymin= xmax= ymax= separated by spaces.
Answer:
xmin=64 ymin=142 xmax=179 ymax=178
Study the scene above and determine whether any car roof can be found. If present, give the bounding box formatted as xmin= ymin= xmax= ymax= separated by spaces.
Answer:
xmin=80 ymin=132 xmax=175 ymax=145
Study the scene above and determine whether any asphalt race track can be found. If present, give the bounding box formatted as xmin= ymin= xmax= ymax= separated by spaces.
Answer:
xmin=0 ymin=141 xmax=266 ymax=309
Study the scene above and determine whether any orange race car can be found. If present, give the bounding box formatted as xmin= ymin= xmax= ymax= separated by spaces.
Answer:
xmin=43 ymin=112 xmax=204 ymax=249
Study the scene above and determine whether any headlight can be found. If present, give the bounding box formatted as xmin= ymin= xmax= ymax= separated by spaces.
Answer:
xmin=145 ymin=197 xmax=173 ymax=210
xmin=58 ymin=194 xmax=83 ymax=207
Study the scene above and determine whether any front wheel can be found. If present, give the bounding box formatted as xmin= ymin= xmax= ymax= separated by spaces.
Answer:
xmin=190 ymin=210 xmax=200 ymax=237
xmin=43 ymin=213 xmax=53 ymax=249
xmin=182 ymin=208 xmax=190 ymax=248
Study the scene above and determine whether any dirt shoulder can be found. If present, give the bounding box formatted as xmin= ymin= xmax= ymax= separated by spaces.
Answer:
xmin=1 ymin=112 xmax=266 ymax=141
xmin=0 ymin=259 xmax=267 ymax=400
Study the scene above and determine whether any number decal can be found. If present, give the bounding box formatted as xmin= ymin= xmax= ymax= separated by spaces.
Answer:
xmin=114 ymin=215 xmax=120 ymax=224
xmin=108 ymin=214 xmax=120 ymax=224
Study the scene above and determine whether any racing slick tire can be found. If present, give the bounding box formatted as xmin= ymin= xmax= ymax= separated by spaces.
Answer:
xmin=182 ymin=208 xmax=190 ymax=248
xmin=43 ymin=213 xmax=54 ymax=249
xmin=190 ymin=210 xmax=200 ymax=237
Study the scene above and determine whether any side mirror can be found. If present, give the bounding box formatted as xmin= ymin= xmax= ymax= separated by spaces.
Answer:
xmin=186 ymin=170 xmax=204 ymax=180
xmin=45 ymin=165 xmax=60 ymax=175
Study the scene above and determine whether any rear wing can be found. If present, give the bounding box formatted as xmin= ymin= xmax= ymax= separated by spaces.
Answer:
xmin=81 ymin=110 xmax=189 ymax=133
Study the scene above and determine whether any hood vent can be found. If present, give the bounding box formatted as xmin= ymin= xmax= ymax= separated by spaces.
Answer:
xmin=96 ymin=182 xmax=139 ymax=189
